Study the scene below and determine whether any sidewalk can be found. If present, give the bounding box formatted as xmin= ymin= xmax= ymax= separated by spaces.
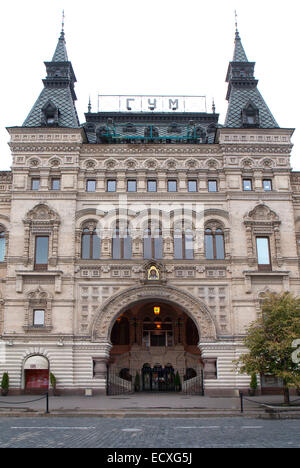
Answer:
xmin=0 ymin=393 xmax=299 ymax=418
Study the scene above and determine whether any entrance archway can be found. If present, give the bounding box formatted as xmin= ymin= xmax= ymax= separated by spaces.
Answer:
xmin=92 ymin=284 xmax=217 ymax=342
xmin=92 ymin=285 xmax=216 ymax=394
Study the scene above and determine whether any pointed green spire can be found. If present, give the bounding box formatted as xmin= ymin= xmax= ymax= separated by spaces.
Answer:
xmin=233 ymin=30 xmax=248 ymax=62
xmin=52 ymin=30 xmax=69 ymax=62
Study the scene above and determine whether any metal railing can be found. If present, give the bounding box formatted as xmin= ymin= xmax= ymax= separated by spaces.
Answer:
xmin=0 ymin=393 xmax=50 ymax=414
xmin=239 ymin=392 xmax=300 ymax=413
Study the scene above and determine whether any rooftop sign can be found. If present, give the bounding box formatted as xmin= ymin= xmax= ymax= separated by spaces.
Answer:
xmin=97 ymin=95 xmax=207 ymax=113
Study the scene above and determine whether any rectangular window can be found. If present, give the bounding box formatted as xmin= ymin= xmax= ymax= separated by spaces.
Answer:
xmin=86 ymin=180 xmax=96 ymax=192
xmin=168 ymin=180 xmax=177 ymax=192
xmin=31 ymin=179 xmax=40 ymax=191
xmin=33 ymin=310 xmax=45 ymax=327
xmin=208 ymin=180 xmax=218 ymax=192
xmin=127 ymin=180 xmax=137 ymax=192
xmin=207 ymin=180 xmax=218 ymax=192
xmin=107 ymin=180 xmax=116 ymax=192
xmin=51 ymin=179 xmax=60 ymax=190
xmin=243 ymin=179 xmax=252 ymax=191
xmin=263 ymin=179 xmax=272 ymax=191
xmin=256 ymin=237 xmax=271 ymax=271
xmin=35 ymin=236 xmax=49 ymax=270
xmin=147 ymin=180 xmax=157 ymax=192
xmin=188 ymin=180 xmax=197 ymax=192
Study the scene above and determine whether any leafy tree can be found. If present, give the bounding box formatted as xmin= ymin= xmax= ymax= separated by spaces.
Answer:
xmin=237 ymin=292 xmax=300 ymax=404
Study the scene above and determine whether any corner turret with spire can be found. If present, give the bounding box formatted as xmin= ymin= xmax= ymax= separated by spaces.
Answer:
xmin=225 ymin=26 xmax=279 ymax=128
xmin=23 ymin=19 xmax=80 ymax=128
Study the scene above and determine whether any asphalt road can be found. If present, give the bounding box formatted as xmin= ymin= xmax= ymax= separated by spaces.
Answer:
xmin=0 ymin=417 xmax=299 ymax=448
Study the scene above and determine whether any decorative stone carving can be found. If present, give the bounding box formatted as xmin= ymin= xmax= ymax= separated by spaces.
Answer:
xmin=29 ymin=158 xmax=40 ymax=167
xmin=144 ymin=159 xmax=158 ymax=169
xmin=49 ymin=158 xmax=61 ymax=168
xmin=85 ymin=160 xmax=97 ymax=169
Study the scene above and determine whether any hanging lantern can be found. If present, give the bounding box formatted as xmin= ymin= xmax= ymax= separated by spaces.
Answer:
xmin=154 ymin=307 xmax=161 ymax=316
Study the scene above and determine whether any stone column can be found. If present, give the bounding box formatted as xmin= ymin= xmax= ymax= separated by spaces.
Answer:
xmin=94 ymin=359 xmax=108 ymax=379
xmin=92 ymin=341 xmax=112 ymax=394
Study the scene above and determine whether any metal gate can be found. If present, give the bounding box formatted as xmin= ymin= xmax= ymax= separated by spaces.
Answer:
xmin=106 ymin=368 xmax=134 ymax=396
xmin=107 ymin=366 xmax=204 ymax=396
xmin=182 ymin=370 xmax=204 ymax=396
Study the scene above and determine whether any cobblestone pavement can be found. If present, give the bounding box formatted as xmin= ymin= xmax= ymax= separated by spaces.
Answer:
xmin=0 ymin=417 xmax=300 ymax=448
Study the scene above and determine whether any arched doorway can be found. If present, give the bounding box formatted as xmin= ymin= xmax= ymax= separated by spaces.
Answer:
xmin=24 ymin=355 xmax=49 ymax=394
xmin=107 ymin=299 xmax=204 ymax=394
xmin=92 ymin=284 xmax=216 ymax=395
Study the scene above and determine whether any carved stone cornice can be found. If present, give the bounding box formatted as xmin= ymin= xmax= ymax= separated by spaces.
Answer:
xmin=9 ymin=144 xmax=82 ymax=153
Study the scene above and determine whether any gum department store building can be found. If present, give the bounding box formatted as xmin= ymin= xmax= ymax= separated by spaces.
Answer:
xmin=0 ymin=24 xmax=298 ymax=396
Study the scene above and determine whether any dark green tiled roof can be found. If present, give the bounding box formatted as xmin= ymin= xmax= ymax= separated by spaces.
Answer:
xmin=225 ymin=87 xmax=278 ymax=128
xmin=52 ymin=32 xmax=69 ymax=62
xmin=225 ymin=31 xmax=279 ymax=129
xmin=233 ymin=32 xmax=248 ymax=62
xmin=23 ymin=87 xmax=80 ymax=128
xmin=22 ymin=31 xmax=79 ymax=128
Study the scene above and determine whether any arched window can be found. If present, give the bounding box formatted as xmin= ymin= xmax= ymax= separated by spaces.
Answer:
xmin=112 ymin=222 xmax=132 ymax=259
xmin=144 ymin=227 xmax=163 ymax=259
xmin=174 ymin=227 xmax=194 ymax=260
xmin=205 ymin=227 xmax=225 ymax=260
xmin=0 ymin=231 xmax=6 ymax=262
xmin=81 ymin=227 xmax=101 ymax=260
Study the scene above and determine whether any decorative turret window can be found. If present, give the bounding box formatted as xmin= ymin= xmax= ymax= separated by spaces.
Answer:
xmin=41 ymin=101 xmax=59 ymax=127
xmin=241 ymin=102 xmax=259 ymax=128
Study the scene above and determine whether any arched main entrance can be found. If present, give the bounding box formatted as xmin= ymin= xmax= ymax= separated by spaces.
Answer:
xmin=92 ymin=285 xmax=216 ymax=395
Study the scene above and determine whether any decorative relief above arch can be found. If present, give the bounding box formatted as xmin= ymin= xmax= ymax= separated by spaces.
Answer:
xmin=92 ymin=284 xmax=217 ymax=343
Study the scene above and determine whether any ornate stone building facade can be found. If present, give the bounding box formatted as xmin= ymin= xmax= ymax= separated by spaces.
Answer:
xmin=0 ymin=26 xmax=297 ymax=395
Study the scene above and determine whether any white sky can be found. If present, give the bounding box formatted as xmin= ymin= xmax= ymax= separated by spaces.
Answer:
xmin=0 ymin=0 xmax=299 ymax=171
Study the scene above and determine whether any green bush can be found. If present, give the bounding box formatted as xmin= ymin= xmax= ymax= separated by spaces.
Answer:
xmin=50 ymin=373 xmax=56 ymax=389
xmin=1 ymin=372 xmax=9 ymax=391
